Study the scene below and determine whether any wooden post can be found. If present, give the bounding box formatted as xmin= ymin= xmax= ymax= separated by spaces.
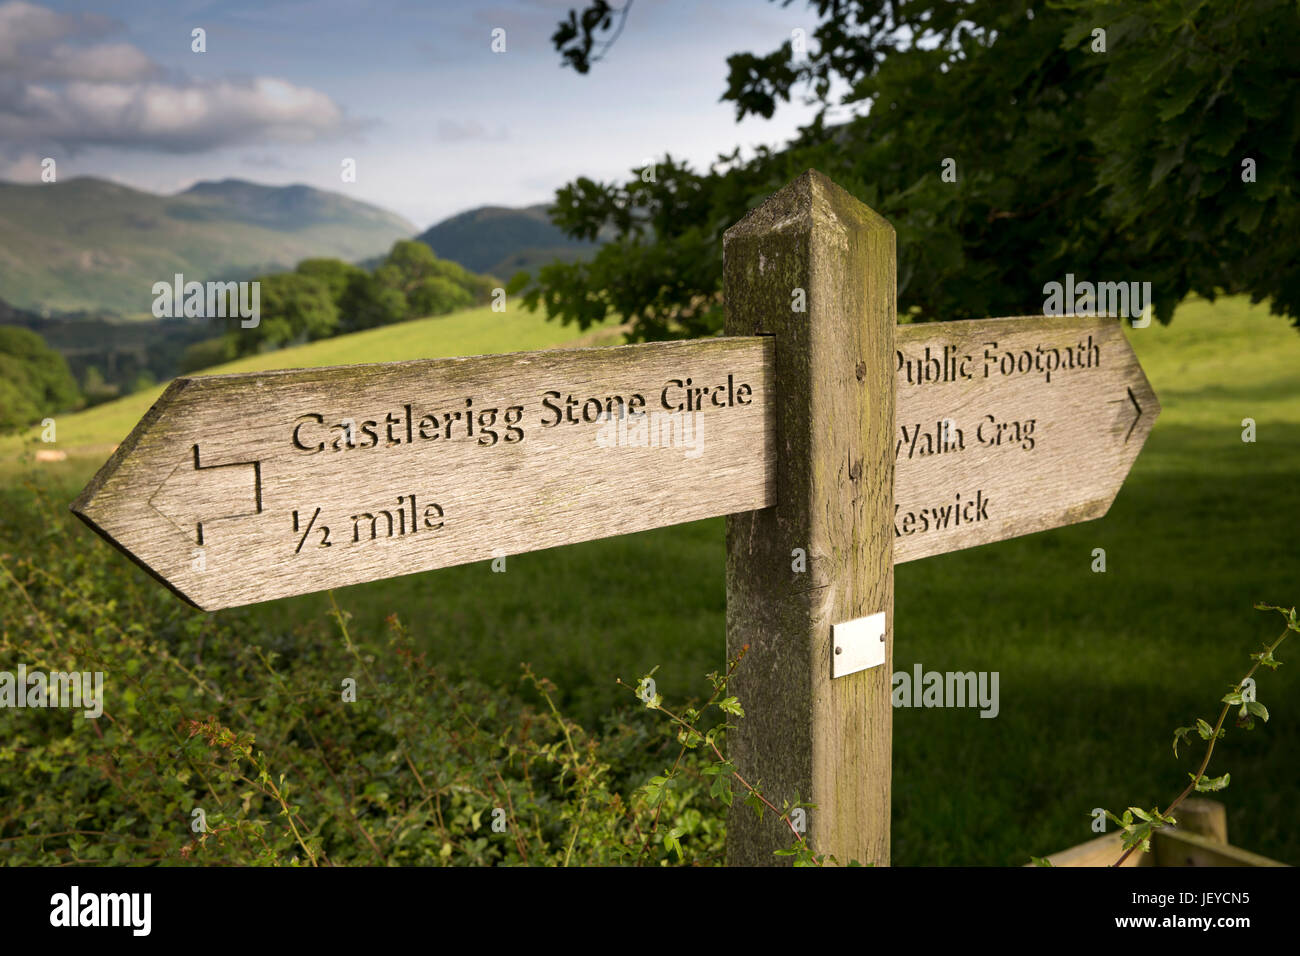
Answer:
xmin=1174 ymin=797 xmax=1229 ymax=843
xmin=723 ymin=170 xmax=896 ymax=865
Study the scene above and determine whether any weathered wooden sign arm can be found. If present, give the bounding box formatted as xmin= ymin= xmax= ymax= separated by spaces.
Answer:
xmin=892 ymin=314 xmax=1158 ymax=563
xmin=72 ymin=338 xmax=777 ymax=610
xmin=71 ymin=168 xmax=1159 ymax=867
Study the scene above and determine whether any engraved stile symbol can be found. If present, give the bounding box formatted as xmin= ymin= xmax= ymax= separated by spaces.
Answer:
xmin=146 ymin=444 xmax=262 ymax=546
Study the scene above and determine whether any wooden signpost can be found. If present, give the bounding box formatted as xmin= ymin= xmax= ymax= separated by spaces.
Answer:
xmin=72 ymin=170 xmax=1160 ymax=867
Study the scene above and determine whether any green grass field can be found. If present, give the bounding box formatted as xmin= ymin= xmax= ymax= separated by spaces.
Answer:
xmin=4 ymin=295 xmax=1297 ymax=865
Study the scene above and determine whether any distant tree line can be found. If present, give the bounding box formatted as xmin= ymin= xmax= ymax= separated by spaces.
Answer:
xmin=0 ymin=239 xmax=498 ymax=433
xmin=182 ymin=240 xmax=497 ymax=369
xmin=0 ymin=326 xmax=81 ymax=433
xmin=0 ymin=306 xmax=190 ymax=415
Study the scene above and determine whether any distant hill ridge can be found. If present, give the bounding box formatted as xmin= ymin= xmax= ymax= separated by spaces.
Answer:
xmin=180 ymin=179 xmax=410 ymax=231
xmin=2 ymin=175 xmax=607 ymax=316
xmin=415 ymin=203 xmax=602 ymax=278
xmin=0 ymin=177 xmax=416 ymax=315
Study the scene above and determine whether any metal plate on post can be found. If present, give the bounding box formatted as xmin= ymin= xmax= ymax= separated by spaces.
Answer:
xmin=831 ymin=612 xmax=886 ymax=678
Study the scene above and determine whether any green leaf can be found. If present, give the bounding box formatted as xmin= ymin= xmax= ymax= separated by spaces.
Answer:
xmin=663 ymin=830 xmax=682 ymax=861
xmin=1060 ymin=21 xmax=1095 ymax=51
xmin=1191 ymin=772 xmax=1231 ymax=792
xmin=1233 ymin=200 xmax=1265 ymax=235
xmin=1149 ymin=147 xmax=1183 ymax=188
xmin=1245 ymin=700 xmax=1269 ymax=722
xmin=1120 ymin=822 xmax=1154 ymax=854
xmin=676 ymin=728 xmax=703 ymax=748
xmin=1156 ymin=72 xmax=1205 ymax=123
xmin=1250 ymin=648 xmax=1280 ymax=670
xmin=718 ymin=696 xmax=745 ymax=717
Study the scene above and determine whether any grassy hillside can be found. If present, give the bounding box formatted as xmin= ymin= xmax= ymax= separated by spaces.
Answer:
xmin=0 ymin=177 xmax=414 ymax=314
xmin=0 ymin=300 xmax=624 ymax=472
xmin=3 ymin=294 xmax=1297 ymax=865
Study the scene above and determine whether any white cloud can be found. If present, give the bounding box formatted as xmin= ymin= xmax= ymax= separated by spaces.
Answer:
xmin=0 ymin=150 xmax=46 ymax=181
xmin=0 ymin=1 xmax=112 ymax=58
xmin=0 ymin=1 xmax=358 ymax=154
xmin=39 ymin=41 xmax=157 ymax=83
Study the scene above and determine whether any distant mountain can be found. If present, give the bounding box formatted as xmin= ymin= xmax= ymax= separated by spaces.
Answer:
xmin=0 ymin=297 xmax=39 ymax=324
xmin=416 ymin=204 xmax=602 ymax=279
xmin=0 ymin=177 xmax=415 ymax=314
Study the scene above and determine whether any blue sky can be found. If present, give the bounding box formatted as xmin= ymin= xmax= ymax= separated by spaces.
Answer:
xmin=1 ymin=0 xmax=828 ymax=229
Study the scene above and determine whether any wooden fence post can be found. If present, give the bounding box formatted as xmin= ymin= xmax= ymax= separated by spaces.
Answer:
xmin=723 ymin=170 xmax=896 ymax=865
xmin=1174 ymin=798 xmax=1229 ymax=843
